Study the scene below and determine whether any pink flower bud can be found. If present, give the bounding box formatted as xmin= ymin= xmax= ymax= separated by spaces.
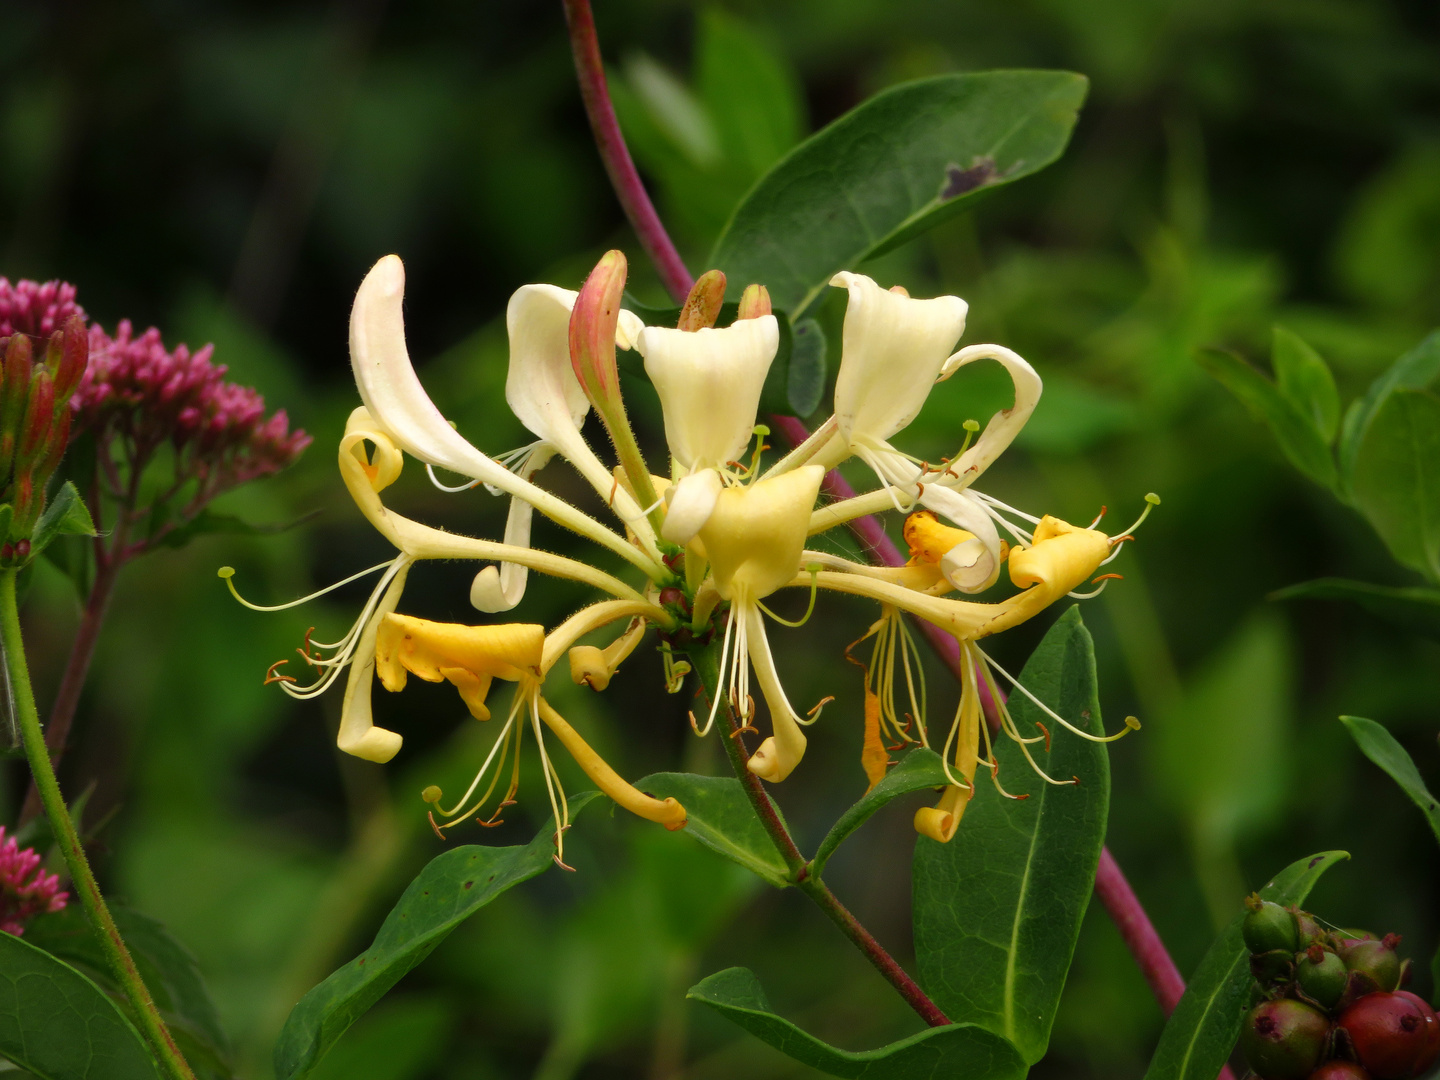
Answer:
xmin=568 ymin=249 xmax=628 ymax=410
xmin=736 ymin=283 xmax=772 ymax=321
xmin=34 ymin=406 xmax=70 ymax=487
xmin=46 ymin=315 xmax=89 ymax=405
xmin=677 ymin=269 xmax=727 ymax=331
xmin=16 ymin=367 xmax=54 ymax=471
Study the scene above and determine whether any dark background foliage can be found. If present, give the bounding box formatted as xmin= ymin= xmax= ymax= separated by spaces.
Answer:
xmin=2 ymin=1 xmax=1438 ymax=1077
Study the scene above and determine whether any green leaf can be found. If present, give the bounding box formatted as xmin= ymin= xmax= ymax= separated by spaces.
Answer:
xmin=811 ymin=748 xmax=946 ymax=879
xmin=1271 ymin=577 xmax=1440 ymax=640
xmin=710 ymin=70 xmax=1088 ymax=316
xmin=1140 ymin=850 xmax=1349 ymax=1080
xmin=25 ymin=906 xmax=230 ymax=1075
xmin=1339 ymin=329 xmax=1440 ymax=489
xmin=636 ymin=772 xmax=790 ymax=888
xmin=1349 ymin=388 xmax=1440 ymax=582
xmin=156 ymin=508 xmax=319 ymax=551
xmin=1339 ymin=716 xmax=1440 ymax=847
xmin=30 ymin=483 xmax=96 ymax=557
xmin=273 ymin=793 xmax=598 ymax=1080
xmin=687 ymin=967 xmax=1029 ymax=1080
xmin=1197 ymin=348 xmax=1337 ymax=490
xmin=912 ymin=607 xmax=1110 ymax=1063
xmin=0 ymin=929 xmax=162 ymax=1080
xmin=1272 ymin=325 xmax=1340 ymax=442
xmin=786 ymin=317 xmax=827 ymax=418
xmin=695 ymin=9 xmax=803 ymax=180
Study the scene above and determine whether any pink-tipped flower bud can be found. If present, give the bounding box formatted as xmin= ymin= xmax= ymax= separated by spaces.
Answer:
xmin=45 ymin=315 xmax=88 ymax=405
xmin=736 ymin=283 xmax=772 ymax=320
xmin=569 ymin=249 xmax=628 ymax=410
xmin=16 ymin=367 xmax=55 ymax=473
xmin=677 ymin=269 xmax=727 ymax=331
xmin=34 ymin=406 xmax=70 ymax=488
xmin=10 ymin=476 xmax=33 ymax=540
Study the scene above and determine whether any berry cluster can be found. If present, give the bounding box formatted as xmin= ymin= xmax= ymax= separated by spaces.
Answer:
xmin=0 ymin=825 xmax=67 ymax=936
xmin=1239 ymin=897 xmax=1439 ymax=1080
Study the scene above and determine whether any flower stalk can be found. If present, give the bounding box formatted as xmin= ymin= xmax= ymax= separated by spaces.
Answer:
xmin=0 ymin=568 xmax=197 ymax=1080
xmin=694 ymin=641 xmax=951 ymax=1028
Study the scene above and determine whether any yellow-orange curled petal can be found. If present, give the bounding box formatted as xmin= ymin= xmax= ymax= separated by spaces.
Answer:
xmin=568 ymin=645 xmax=611 ymax=691
xmin=914 ymin=784 xmax=971 ymax=843
xmin=538 ymin=700 xmax=687 ymax=830
xmin=903 ymin=509 xmax=978 ymax=566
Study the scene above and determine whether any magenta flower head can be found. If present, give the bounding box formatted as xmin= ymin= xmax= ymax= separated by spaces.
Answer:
xmin=0 ymin=278 xmax=85 ymax=339
xmin=0 ymin=825 xmax=67 ymax=936
xmin=73 ymin=320 xmax=312 ymax=515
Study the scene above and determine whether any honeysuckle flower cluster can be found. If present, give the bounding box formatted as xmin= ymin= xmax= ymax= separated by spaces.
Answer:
xmin=0 ymin=826 xmax=67 ymax=936
xmin=234 ymin=249 xmax=1153 ymax=864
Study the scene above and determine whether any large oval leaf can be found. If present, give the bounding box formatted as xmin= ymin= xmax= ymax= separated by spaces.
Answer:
xmin=710 ymin=70 xmax=1088 ymax=316
xmin=1141 ymin=850 xmax=1350 ymax=1080
xmin=688 ymin=967 xmax=1028 ymax=1080
xmin=1349 ymin=388 xmax=1440 ymax=583
xmin=912 ymin=606 xmax=1110 ymax=1064
xmin=637 ymin=772 xmax=791 ymax=888
xmin=1340 ymin=715 xmax=1440 ymax=847
xmin=273 ymin=793 xmax=598 ymax=1080
xmin=0 ymin=928 xmax=161 ymax=1080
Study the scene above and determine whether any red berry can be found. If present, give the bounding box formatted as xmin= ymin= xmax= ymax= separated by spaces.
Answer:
xmin=1309 ymin=1063 xmax=1372 ymax=1080
xmin=1241 ymin=999 xmax=1331 ymax=1080
xmin=1337 ymin=992 xmax=1439 ymax=1079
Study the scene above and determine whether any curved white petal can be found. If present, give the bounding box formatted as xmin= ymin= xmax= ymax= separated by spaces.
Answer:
xmin=470 ymin=446 xmax=554 ymax=612
xmin=661 ymin=467 xmax=723 ymax=545
xmin=938 ymin=344 xmax=1042 ymax=488
xmin=337 ymin=563 xmax=411 ymax=763
xmin=830 ymin=272 xmax=968 ymax=447
xmin=504 ymin=285 xmax=649 ymax=527
xmin=918 ymin=484 xmax=1002 ymax=593
xmin=637 ymin=316 xmax=778 ymax=472
xmin=743 ymin=604 xmax=807 ymax=783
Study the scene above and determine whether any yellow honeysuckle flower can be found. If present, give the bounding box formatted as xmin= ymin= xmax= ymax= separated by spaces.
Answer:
xmin=227 ymin=249 xmax=1156 ymax=855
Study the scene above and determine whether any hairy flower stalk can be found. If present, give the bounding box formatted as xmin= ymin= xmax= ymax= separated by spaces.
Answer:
xmin=236 ymin=251 xmax=1148 ymax=872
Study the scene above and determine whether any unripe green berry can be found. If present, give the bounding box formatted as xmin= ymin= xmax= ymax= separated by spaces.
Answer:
xmin=1340 ymin=937 xmax=1402 ymax=995
xmin=1240 ymin=999 xmax=1330 ymax=1080
xmin=1297 ymin=948 xmax=1349 ymax=1009
xmin=1245 ymin=897 xmax=1300 ymax=954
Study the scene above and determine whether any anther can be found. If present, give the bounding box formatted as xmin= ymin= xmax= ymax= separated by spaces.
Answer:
xmin=427 ymin=811 xmax=446 ymax=841
xmin=1035 ymin=720 xmax=1052 ymax=752
xmin=1090 ymin=573 xmax=1124 ymax=584
xmin=263 ymin=660 xmax=295 ymax=686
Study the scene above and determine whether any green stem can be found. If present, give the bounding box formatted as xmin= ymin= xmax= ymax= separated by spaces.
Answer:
xmin=692 ymin=642 xmax=950 ymax=1028
xmin=0 ymin=569 xmax=197 ymax=1080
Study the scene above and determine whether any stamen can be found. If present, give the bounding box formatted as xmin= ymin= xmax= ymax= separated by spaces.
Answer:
xmin=971 ymin=490 xmax=1043 ymax=525
xmin=263 ymin=660 xmax=296 ymax=686
xmin=755 ymin=563 xmax=821 ymax=627
xmin=976 ymin=646 xmax=1139 ymax=744
xmin=425 ymin=463 xmax=480 ymax=493
xmin=699 ymin=606 xmax=737 ymax=737
xmin=796 ymin=694 xmax=834 ymax=727
xmin=431 ymin=697 xmax=522 ymax=819
xmin=218 ymin=560 xmax=396 ymax=612
xmin=1088 ymin=505 xmax=1108 ymax=530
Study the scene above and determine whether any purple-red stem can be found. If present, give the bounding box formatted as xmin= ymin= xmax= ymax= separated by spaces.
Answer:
xmin=561 ymin=0 xmax=1214 ymax=1056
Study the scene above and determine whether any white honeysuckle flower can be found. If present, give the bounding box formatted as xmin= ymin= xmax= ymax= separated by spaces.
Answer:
xmin=827 ymin=271 xmax=968 ymax=460
xmin=349 ymin=255 xmax=665 ymax=577
xmin=637 ymin=316 xmax=778 ymax=473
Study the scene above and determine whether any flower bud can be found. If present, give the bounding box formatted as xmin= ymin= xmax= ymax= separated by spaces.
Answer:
xmin=569 ymin=249 xmax=627 ymax=410
xmin=1337 ymin=992 xmax=1439 ymax=1079
xmin=1340 ymin=937 xmax=1402 ymax=995
xmin=1294 ymin=908 xmax=1325 ymax=950
xmin=33 ymin=405 xmax=70 ymax=487
xmin=45 ymin=315 xmax=88 ymax=404
xmin=1298 ymin=948 xmax=1350 ymax=1009
xmin=1239 ymin=999 xmax=1330 ymax=1080
xmin=16 ymin=367 xmax=55 ymax=472
xmin=1245 ymin=896 xmax=1301 ymax=954
xmin=11 ymin=475 xmax=34 ymax=539
xmin=736 ymin=283 xmax=772 ymax=320
xmin=677 ymin=269 xmax=726 ymax=331
xmin=0 ymin=334 xmax=32 ymax=479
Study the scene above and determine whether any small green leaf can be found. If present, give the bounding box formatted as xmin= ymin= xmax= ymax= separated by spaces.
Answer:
xmin=1349 ymin=388 xmax=1440 ymax=582
xmin=157 ymin=508 xmax=319 ymax=551
xmin=273 ymin=793 xmax=598 ymax=1080
xmin=1140 ymin=850 xmax=1349 ymax=1080
xmin=30 ymin=483 xmax=96 ymax=556
xmin=687 ymin=967 xmax=1029 ymax=1080
xmin=0 ymin=929 xmax=162 ymax=1080
xmin=1197 ymin=348 xmax=1337 ymax=490
xmin=26 ymin=905 xmax=230 ymax=1074
xmin=710 ymin=70 xmax=1088 ymax=316
xmin=912 ymin=607 xmax=1110 ymax=1064
xmin=636 ymin=772 xmax=791 ymax=888
xmin=1271 ymin=577 xmax=1440 ymax=640
xmin=1272 ymin=325 xmax=1340 ymax=442
xmin=1339 ymin=329 xmax=1440 ymax=489
xmin=1339 ymin=716 xmax=1440 ymax=847
xmin=811 ymin=748 xmax=946 ymax=879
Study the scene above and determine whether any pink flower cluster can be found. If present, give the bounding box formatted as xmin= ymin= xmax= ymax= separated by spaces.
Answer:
xmin=0 ymin=278 xmax=86 ymax=338
xmin=0 ymin=826 xmax=67 ymax=936
xmin=72 ymin=320 xmax=311 ymax=500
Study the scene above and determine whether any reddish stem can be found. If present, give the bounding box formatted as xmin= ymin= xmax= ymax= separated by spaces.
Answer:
xmin=561 ymin=0 xmax=1208 ymax=1054
xmin=562 ymin=0 xmax=694 ymax=304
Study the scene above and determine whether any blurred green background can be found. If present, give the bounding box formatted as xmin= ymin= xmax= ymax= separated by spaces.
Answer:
xmin=2 ymin=0 xmax=1438 ymax=1077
